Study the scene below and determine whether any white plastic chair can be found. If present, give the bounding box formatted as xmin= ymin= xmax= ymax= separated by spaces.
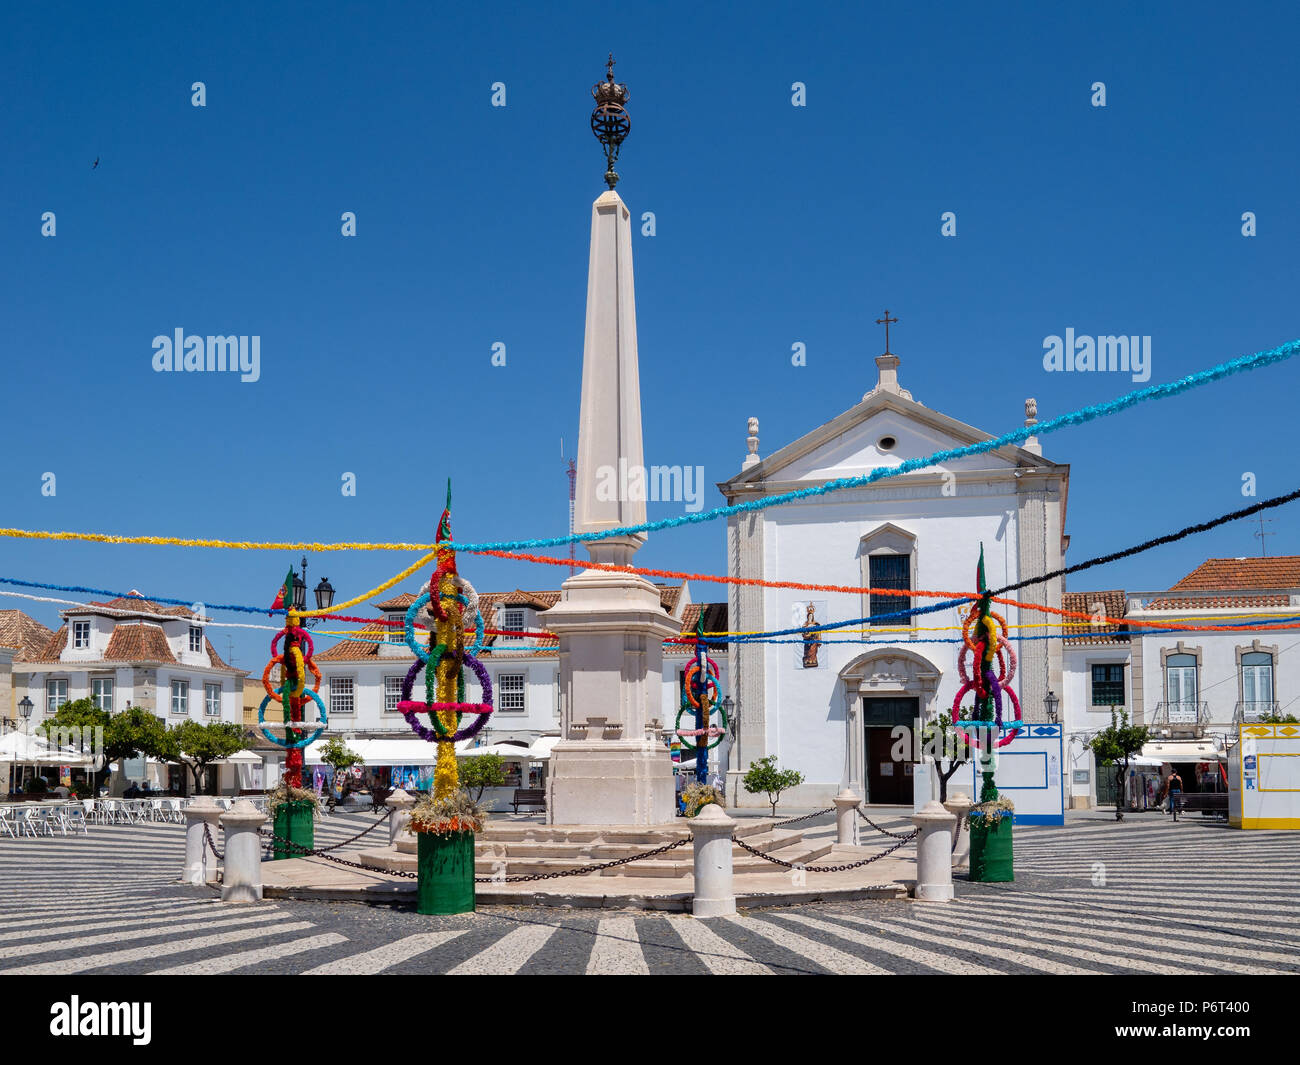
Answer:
xmin=0 ymin=807 xmax=16 ymax=839
xmin=20 ymin=807 xmax=48 ymax=837
xmin=62 ymin=805 xmax=88 ymax=836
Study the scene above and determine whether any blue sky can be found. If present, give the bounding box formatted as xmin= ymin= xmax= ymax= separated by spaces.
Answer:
xmin=1 ymin=1 xmax=1297 ymax=670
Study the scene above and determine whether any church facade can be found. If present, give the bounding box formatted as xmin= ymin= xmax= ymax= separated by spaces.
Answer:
xmin=719 ymin=347 xmax=1069 ymax=808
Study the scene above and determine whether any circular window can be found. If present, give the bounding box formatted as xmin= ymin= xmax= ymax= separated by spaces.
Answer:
xmin=878 ymin=436 xmax=897 ymax=452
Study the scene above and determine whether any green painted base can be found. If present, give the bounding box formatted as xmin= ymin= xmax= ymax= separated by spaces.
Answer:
xmin=416 ymin=831 xmax=476 ymax=915
xmin=969 ymin=817 xmax=1014 ymax=882
xmin=272 ymin=800 xmax=316 ymax=861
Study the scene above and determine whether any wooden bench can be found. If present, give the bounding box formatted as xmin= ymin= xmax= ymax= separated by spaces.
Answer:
xmin=511 ymin=788 xmax=546 ymax=814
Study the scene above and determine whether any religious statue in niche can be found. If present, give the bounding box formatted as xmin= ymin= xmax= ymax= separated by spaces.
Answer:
xmin=793 ymin=600 xmax=825 ymax=669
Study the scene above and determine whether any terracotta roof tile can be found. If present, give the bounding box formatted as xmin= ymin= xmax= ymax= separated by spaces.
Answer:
xmin=1063 ymin=590 xmax=1129 ymax=645
xmin=1171 ymin=556 xmax=1300 ymax=591
xmin=83 ymin=595 xmax=194 ymax=618
xmin=1147 ymin=594 xmax=1291 ymax=610
xmin=204 ymin=637 xmax=241 ymax=673
xmin=104 ymin=624 xmax=177 ymax=663
xmin=23 ymin=626 xmax=69 ymax=663
xmin=0 ymin=611 xmax=55 ymax=658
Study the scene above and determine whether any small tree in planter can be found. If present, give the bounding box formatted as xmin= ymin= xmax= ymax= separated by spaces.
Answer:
xmin=742 ymin=756 xmax=804 ymax=816
xmin=1089 ymin=708 xmax=1150 ymax=823
xmin=408 ymin=790 xmax=486 ymax=915
xmin=458 ymin=754 xmax=507 ymax=802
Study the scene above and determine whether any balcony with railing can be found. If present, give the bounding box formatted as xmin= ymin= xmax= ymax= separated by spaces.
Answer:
xmin=1149 ymin=701 xmax=1209 ymax=734
xmin=1234 ymin=701 xmax=1281 ymax=725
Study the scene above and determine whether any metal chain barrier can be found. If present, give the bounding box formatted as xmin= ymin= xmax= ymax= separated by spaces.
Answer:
xmin=733 ymin=830 xmax=917 ymax=872
xmin=202 ymin=823 xmax=224 ymax=861
xmin=255 ymin=826 xmax=691 ymax=883
xmin=856 ymin=807 xmax=916 ymax=840
xmin=258 ymin=810 xmax=391 ymax=854
xmin=474 ymin=837 xmax=690 ymax=883
xmin=770 ymin=807 xmax=835 ymax=828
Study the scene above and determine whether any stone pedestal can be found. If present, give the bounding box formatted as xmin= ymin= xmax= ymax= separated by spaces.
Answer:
xmin=911 ymin=800 xmax=957 ymax=902
xmin=541 ymin=188 xmax=680 ymax=827
xmin=689 ymin=804 xmax=737 ymax=918
xmin=833 ymin=788 xmax=860 ymax=846
xmin=943 ymin=791 xmax=973 ymax=871
xmin=220 ymin=800 xmax=268 ymax=904
xmin=181 ymin=796 xmax=223 ymax=885
xmin=386 ymin=787 xmax=416 ymax=847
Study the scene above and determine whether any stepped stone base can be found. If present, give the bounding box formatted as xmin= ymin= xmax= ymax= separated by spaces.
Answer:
xmin=358 ymin=818 xmax=835 ymax=879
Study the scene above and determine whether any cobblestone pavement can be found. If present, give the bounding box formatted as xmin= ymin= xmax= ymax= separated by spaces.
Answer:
xmin=2 ymin=809 xmax=1297 ymax=975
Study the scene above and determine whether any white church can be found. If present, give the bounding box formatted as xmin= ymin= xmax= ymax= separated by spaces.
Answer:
xmin=719 ymin=341 xmax=1069 ymax=812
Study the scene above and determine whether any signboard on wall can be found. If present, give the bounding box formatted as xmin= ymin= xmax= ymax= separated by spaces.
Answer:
xmin=967 ymin=723 xmax=1065 ymax=826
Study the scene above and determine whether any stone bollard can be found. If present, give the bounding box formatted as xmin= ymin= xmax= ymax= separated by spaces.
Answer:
xmin=386 ymin=787 xmax=416 ymax=847
xmin=689 ymin=803 xmax=737 ymax=918
xmin=911 ymin=800 xmax=957 ymax=902
xmin=833 ymin=788 xmax=860 ymax=846
xmin=181 ymin=796 xmax=224 ymax=885
xmin=220 ymin=800 xmax=268 ymax=904
xmin=944 ymin=791 xmax=973 ymax=871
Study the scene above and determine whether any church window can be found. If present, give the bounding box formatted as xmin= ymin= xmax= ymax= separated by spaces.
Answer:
xmin=868 ymin=555 xmax=911 ymax=626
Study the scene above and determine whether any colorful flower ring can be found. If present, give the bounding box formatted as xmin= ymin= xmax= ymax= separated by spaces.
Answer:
xmin=957 ymin=640 xmax=1015 ymax=686
xmin=262 ymin=654 xmax=321 ymax=699
xmin=951 ymin=674 xmax=1023 ymax=749
xmin=405 ymin=590 xmax=484 ymax=661
xmin=674 ymin=703 xmax=728 ymax=749
xmin=257 ymin=686 xmax=328 ymax=749
xmin=961 ymin=609 xmax=1008 ymax=656
xmin=684 ymin=656 xmax=721 ymax=710
xmin=398 ymin=645 xmax=494 ymax=743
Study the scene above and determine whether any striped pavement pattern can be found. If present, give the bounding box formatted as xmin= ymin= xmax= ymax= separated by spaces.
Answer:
xmin=1 ymin=808 xmax=1297 ymax=974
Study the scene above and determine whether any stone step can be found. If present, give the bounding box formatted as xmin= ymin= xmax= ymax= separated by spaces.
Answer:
xmin=361 ymin=831 xmax=834 ymax=879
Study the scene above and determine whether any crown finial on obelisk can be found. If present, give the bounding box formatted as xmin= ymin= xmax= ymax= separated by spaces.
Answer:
xmin=591 ymin=53 xmax=630 ymax=189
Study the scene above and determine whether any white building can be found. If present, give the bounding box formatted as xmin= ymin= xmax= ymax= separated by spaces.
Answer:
xmin=1061 ymin=557 xmax=1300 ymax=808
xmin=310 ymin=582 xmax=729 ymax=789
xmin=11 ymin=594 xmax=244 ymax=727
xmin=720 ymin=347 xmax=1069 ymax=808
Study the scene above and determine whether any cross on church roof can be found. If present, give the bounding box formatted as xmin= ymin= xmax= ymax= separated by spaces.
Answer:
xmin=875 ymin=310 xmax=899 ymax=355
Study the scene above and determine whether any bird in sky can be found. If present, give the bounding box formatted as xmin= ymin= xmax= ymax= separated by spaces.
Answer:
xmin=92 ymin=157 xmax=99 ymax=169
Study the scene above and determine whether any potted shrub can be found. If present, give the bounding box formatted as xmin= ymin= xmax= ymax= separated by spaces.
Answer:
xmin=968 ymin=796 xmax=1015 ymax=882
xmin=408 ymin=790 xmax=486 ymax=915
xmin=267 ymin=781 xmax=320 ymax=860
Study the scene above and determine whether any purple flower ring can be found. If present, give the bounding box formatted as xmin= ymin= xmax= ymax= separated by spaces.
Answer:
xmin=399 ymin=649 xmax=494 ymax=743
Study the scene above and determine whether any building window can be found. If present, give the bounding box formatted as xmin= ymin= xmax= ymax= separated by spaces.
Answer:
xmin=189 ymin=627 xmax=203 ymax=652
xmin=868 ymin=554 xmax=911 ymax=626
xmin=170 ymin=680 xmax=189 ymax=715
xmin=503 ymin=609 xmax=525 ymax=637
xmin=499 ymin=673 xmax=526 ymax=713
xmin=330 ymin=677 xmax=355 ymax=716
xmin=91 ymin=677 xmax=114 ymax=713
xmin=1165 ymin=652 xmax=1199 ymax=721
xmin=1241 ymin=651 xmax=1275 ymax=713
xmin=73 ymin=621 xmax=91 ymax=649
xmin=46 ymin=679 xmax=68 ymax=714
xmin=387 ymin=615 xmax=405 ymax=645
xmin=1090 ymin=664 xmax=1125 ymax=707
xmin=384 ymin=676 xmax=403 ymax=713
xmin=205 ymin=683 xmax=222 ymax=717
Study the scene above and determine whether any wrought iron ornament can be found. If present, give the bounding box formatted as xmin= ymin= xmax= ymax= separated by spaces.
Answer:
xmin=591 ymin=53 xmax=630 ymax=189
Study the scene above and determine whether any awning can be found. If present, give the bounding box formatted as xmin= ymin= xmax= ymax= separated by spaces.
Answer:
xmin=460 ymin=742 xmax=533 ymax=761
xmin=1141 ymin=741 xmax=1225 ymax=763
xmin=527 ymin=736 xmax=560 ymax=761
xmin=0 ymin=731 xmax=92 ymax=766
xmin=1125 ymin=755 xmax=1166 ymax=767
xmin=302 ymin=738 xmax=470 ymax=766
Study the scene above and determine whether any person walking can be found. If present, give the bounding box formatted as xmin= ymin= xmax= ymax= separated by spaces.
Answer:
xmin=1165 ymin=769 xmax=1184 ymax=820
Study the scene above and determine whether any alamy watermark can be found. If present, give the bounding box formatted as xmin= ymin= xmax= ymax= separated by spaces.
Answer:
xmin=152 ymin=329 xmax=260 ymax=383
xmin=1042 ymin=329 xmax=1150 ymax=382
xmin=595 ymin=459 xmax=705 ymax=513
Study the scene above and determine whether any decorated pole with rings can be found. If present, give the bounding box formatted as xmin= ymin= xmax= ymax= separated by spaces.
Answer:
xmin=677 ymin=614 xmax=727 ymax=786
xmin=258 ymin=567 xmax=328 ymax=858
xmin=952 ymin=544 xmax=1016 ymax=882
xmin=398 ymin=483 xmax=492 ymax=915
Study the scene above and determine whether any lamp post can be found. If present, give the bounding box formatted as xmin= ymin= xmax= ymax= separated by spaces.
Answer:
xmin=1044 ymin=689 xmax=1059 ymax=724
xmin=17 ymin=696 xmax=33 ymax=793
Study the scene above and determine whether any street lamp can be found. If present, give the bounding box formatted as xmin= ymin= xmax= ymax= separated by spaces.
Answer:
xmin=18 ymin=696 xmax=33 ymax=726
xmin=291 ymin=556 xmax=309 ymax=612
xmin=723 ymin=695 xmax=736 ymax=740
xmin=288 ymin=558 xmax=334 ymax=623
xmin=1044 ymin=689 xmax=1059 ymax=724
xmin=314 ymin=576 xmax=335 ymax=611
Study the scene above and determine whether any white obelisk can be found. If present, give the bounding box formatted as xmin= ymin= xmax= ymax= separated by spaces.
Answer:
xmin=542 ymin=187 xmax=679 ymax=826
